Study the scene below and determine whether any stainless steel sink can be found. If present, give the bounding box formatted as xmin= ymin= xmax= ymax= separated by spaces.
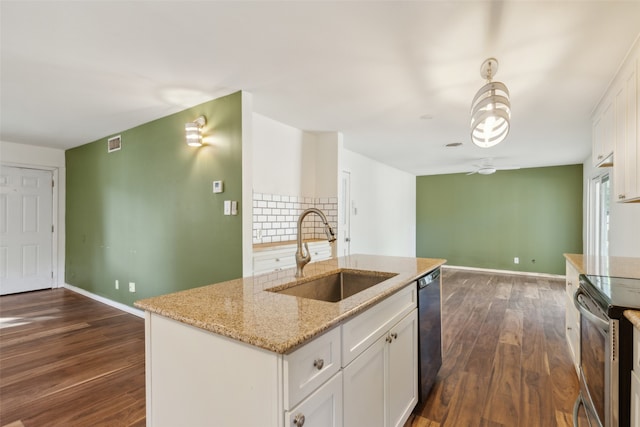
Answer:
xmin=269 ymin=269 xmax=397 ymax=302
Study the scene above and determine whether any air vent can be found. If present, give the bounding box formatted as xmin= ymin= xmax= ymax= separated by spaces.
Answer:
xmin=107 ymin=135 xmax=122 ymax=153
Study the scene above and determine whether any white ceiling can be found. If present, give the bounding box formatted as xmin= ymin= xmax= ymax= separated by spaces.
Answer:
xmin=1 ymin=1 xmax=639 ymax=175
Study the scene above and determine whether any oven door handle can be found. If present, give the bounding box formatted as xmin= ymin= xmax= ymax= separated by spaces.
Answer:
xmin=573 ymin=288 xmax=609 ymax=332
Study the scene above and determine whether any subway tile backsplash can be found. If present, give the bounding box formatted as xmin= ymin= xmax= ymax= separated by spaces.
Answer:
xmin=253 ymin=192 xmax=338 ymax=244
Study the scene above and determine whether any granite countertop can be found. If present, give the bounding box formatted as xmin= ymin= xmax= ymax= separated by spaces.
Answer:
xmin=564 ymin=253 xmax=585 ymax=273
xmin=135 ymin=254 xmax=446 ymax=354
xmin=564 ymin=253 xmax=640 ymax=279
xmin=565 ymin=253 xmax=640 ymax=327
xmin=253 ymin=239 xmax=326 ymax=250
xmin=625 ymin=310 xmax=640 ymax=329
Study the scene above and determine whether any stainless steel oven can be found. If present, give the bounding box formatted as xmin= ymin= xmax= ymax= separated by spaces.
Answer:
xmin=573 ymin=275 xmax=634 ymax=427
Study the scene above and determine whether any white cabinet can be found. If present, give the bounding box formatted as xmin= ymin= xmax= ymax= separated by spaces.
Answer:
xmin=286 ymin=372 xmax=343 ymax=427
xmin=253 ymin=241 xmax=332 ymax=275
xmin=145 ymin=282 xmax=419 ymax=427
xmin=631 ymin=327 xmax=640 ymax=426
xmin=593 ymin=97 xmax=615 ymax=167
xmin=565 ymin=260 xmax=580 ymax=373
xmin=631 ymin=370 xmax=640 ymax=427
xmin=388 ymin=311 xmax=419 ymax=427
xmin=284 ymin=326 xmax=341 ymax=409
xmin=613 ymin=53 xmax=639 ymax=202
xmin=594 ymin=36 xmax=640 ymax=202
xmin=343 ymin=310 xmax=418 ymax=427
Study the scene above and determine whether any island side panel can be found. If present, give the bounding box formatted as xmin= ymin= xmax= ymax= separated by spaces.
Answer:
xmin=146 ymin=313 xmax=282 ymax=427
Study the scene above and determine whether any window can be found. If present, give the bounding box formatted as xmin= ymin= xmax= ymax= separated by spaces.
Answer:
xmin=588 ymin=173 xmax=610 ymax=257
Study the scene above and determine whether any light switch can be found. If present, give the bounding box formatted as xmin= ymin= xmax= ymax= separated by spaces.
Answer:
xmin=231 ymin=201 xmax=238 ymax=215
xmin=213 ymin=181 xmax=223 ymax=193
xmin=224 ymin=200 xmax=231 ymax=215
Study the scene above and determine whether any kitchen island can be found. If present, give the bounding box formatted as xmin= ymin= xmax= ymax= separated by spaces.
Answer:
xmin=135 ymin=254 xmax=445 ymax=427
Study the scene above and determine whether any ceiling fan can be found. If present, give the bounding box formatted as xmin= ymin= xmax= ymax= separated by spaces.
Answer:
xmin=466 ymin=159 xmax=520 ymax=175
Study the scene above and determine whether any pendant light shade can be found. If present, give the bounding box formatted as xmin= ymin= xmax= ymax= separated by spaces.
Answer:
xmin=470 ymin=58 xmax=511 ymax=148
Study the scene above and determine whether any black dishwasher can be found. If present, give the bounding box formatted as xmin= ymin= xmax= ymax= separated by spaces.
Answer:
xmin=417 ymin=267 xmax=442 ymax=404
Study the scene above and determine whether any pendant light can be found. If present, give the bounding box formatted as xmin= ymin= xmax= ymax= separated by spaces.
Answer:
xmin=470 ymin=58 xmax=511 ymax=148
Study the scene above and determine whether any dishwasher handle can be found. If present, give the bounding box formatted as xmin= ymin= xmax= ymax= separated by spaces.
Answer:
xmin=418 ymin=268 xmax=440 ymax=289
xmin=573 ymin=288 xmax=609 ymax=332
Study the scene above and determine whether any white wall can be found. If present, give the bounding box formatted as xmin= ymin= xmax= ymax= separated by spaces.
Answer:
xmin=341 ymin=149 xmax=416 ymax=257
xmin=0 ymin=140 xmax=67 ymax=286
xmin=583 ymin=154 xmax=640 ymax=257
xmin=252 ymin=113 xmax=317 ymax=197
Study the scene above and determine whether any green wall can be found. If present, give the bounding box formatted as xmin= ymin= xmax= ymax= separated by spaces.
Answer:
xmin=66 ymin=92 xmax=243 ymax=306
xmin=416 ymin=165 xmax=583 ymax=275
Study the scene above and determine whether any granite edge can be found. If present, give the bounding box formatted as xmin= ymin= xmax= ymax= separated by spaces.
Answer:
xmin=135 ymin=257 xmax=446 ymax=354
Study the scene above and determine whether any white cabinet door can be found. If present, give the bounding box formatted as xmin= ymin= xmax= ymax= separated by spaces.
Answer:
xmin=285 ymin=372 xmax=343 ymax=427
xmin=565 ymin=261 xmax=580 ymax=372
xmin=343 ymin=309 xmax=418 ymax=427
xmin=631 ymin=370 xmax=640 ymax=427
xmin=343 ymin=336 xmax=386 ymax=427
xmin=593 ymin=99 xmax=615 ymax=167
xmin=388 ymin=310 xmax=418 ymax=427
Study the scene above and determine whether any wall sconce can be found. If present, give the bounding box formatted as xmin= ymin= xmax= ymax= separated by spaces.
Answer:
xmin=185 ymin=115 xmax=206 ymax=147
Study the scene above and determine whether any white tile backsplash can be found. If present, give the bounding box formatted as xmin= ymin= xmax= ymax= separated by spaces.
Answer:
xmin=253 ymin=192 xmax=338 ymax=244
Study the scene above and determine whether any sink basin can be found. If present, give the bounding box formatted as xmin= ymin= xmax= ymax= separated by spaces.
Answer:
xmin=269 ymin=269 xmax=398 ymax=302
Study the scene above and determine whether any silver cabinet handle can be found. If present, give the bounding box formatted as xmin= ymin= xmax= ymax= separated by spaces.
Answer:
xmin=293 ymin=413 xmax=305 ymax=426
xmin=313 ymin=359 xmax=324 ymax=370
xmin=598 ymin=154 xmax=604 ymax=159
xmin=619 ymin=194 xmax=626 ymax=200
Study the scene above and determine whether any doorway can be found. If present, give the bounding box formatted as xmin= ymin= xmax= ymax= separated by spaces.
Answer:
xmin=0 ymin=165 xmax=54 ymax=295
xmin=340 ymin=171 xmax=351 ymax=257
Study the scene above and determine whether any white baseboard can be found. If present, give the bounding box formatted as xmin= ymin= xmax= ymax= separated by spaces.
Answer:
xmin=442 ymin=264 xmax=565 ymax=280
xmin=64 ymin=283 xmax=144 ymax=318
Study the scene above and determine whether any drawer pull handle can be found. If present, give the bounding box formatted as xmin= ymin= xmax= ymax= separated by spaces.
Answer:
xmin=293 ymin=413 xmax=305 ymax=426
xmin=386 ymin=335 xmax=393 ymax=343
xmin=275 ymin=258 xmax=280 ymax=262
xmin=313 ymin=359 xmax=324 ymax=370
xmin=391 ymin=332 xmax=398 ymax=340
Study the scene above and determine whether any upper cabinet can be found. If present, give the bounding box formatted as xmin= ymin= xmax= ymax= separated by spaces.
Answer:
xmin=592 ymin=96 xmax=615 ymax=167
xmin=594 ymin=36 xmax=640 ymax=203
xmin=613 ymin=52 xmax=639 ymax=202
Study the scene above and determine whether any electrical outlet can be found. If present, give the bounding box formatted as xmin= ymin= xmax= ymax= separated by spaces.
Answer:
xmin=514 ymin=257 xmax=520 ymax=264
xmin=115 ymin=280 xmax=119 ymax=290
xmin=129 ymin=282 xmax=136 ymax=293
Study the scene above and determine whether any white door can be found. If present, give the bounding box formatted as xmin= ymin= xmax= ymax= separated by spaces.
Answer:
xmin=0 ymin=166 xmax=53 ymax=295
xmin=340 ymin=171 xmax=351 ymax=257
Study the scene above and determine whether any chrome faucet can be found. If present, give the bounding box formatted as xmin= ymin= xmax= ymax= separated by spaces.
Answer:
xmin=295 ymin=208 xmax=336 ymax=277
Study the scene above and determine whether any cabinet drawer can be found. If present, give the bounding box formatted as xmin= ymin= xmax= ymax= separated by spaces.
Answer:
xmin=285 ymin=371 xmax=343 ymax=427
xmin=342 ymin=284 xmax=416 ymax=367
xmin=284 ymin=327 xmax=341 ymax=409
xmin=253 ymin=254 xmax=296 ymax=274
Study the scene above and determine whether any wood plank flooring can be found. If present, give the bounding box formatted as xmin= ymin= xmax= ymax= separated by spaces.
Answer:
xmin=0 ymin=289 xmax=145 ymax=427
xmin=1 ymin=269 xmax=587 ymax=426
xmin=409 ymin=269 xmax=588 ymax=427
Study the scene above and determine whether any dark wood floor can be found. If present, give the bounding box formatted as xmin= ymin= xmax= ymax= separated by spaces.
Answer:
xmin=0 ymin=289 xmax=145 ymax=427
xmin=1 ymin=269 xmax=586 ymax=426
xmin=409 ymin=269 xmax=586 ymax=427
